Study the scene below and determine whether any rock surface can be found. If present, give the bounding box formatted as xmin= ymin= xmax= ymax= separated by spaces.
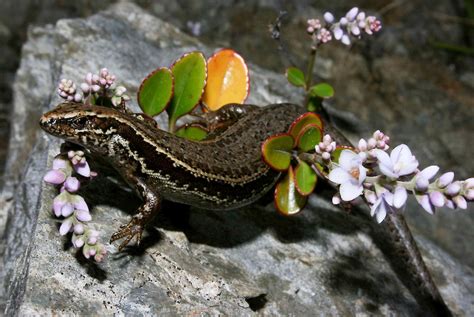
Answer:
xmin=1 ymin=3 xmax=473 ymax=316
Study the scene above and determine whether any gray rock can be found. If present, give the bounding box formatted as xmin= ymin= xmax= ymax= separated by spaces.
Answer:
xmin=1 ymin=3 xmax=473 ymax=316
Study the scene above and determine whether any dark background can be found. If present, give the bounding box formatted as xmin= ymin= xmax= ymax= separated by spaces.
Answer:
xmin=0 ymin=0 xmax=472 ymax=267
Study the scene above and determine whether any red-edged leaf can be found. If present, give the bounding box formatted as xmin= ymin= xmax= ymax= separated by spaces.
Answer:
xmin=296 ymin=124 xmax=323 ymax=152
xmin=274 ymin=166 xmax=307 ymax=215
xmin=261 ymin=133 xmax=294 ymax=171
xmin=294 ymin=160 xmax=317 ymax=196
xmin=288 ymin=112 xmax=323 ymax=140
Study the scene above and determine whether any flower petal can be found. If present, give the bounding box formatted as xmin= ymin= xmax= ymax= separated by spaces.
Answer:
xmin=358 ymin=165 xmax=367 ymax=184
xmin=390 ymin=144 xmax=411 ymax=164
xmin=379 ymin=163 xmax=398 ymax=178
xmin=328 ymin=167 xmax=351 ymax=184
xmin=340 ymin=181 xmax=363 ymax=201
xmin=374 ymin=149 xmax=391 ymax=167
xmin=339 ymin=150 xmax=359 ymax=170
xmin=398 ymin=160 xmax=418 ymax=176
xmin=393 ymin=186 xmax=407 ymax=209
xmin=52 ymin=158 xmax=69 ymax=170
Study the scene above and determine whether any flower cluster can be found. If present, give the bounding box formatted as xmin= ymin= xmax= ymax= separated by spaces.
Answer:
xmin=58 ymin=79 xmax=82 ymax=103
xmin=306 ymin=7 xmax=382 ymax=47
xmin=325 ymin=131 xmax=472 ymax=223
xmin=315 ymin=134 xmax=337 ymax=161
xmin=43 ymin=151 xmax=106 ymax=262
xmin=57 ymin=68 xmax=130 ymax=107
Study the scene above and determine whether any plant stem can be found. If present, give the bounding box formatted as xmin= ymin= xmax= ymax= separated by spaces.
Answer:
xmin=305 ymin=47 xmax=317 ymax=91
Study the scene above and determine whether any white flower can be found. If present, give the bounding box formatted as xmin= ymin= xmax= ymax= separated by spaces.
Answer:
xmin=375 ymin=144 xmax=418 ymax=179
xmin=370 ymin=189 xmax=394 ymax=223
xmin=328 ymin=150 xmax=366 ymax=201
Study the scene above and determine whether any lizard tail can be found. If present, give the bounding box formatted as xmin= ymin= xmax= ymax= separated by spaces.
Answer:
xmin=375 ymin=212 xmax=452 ymax=316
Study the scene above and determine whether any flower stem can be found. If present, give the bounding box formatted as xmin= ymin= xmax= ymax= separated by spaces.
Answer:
xmin=305 ymin=47 xmax=317 ymax=91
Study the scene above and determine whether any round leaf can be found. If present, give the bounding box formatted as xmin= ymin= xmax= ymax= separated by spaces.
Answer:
xmin=261 ymin=133 xmax=294 ymax=171
xmin=202 ymin=49 xmax=249 ymax=111
xmin=138 ymin=67 xmax=174 ymax=116
xmin=274 ymin=166 xmax=307 ymax=215
xmin=296 ymin=124 xmax=322 ymax=152
xmin=294 ymin=160 xmax=317 ymax=196
xmin=310 ymin=83 xmax=334 ymax=99
xmin=288 ymin=112 xmax=323 ymax=139
xmin=175 ymin=125 xmax=208 ymax=141
xmin=286 ymin=67 xmax=305 ymax=87
xmin=168 ymin=51 xmax=207 ymax=128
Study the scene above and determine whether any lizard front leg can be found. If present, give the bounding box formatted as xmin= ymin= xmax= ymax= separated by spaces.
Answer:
xmin=110 ymin=177 xmax=161 ymax=251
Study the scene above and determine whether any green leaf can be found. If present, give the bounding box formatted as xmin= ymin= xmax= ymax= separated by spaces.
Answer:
xmin=285 ymin=67 xmax=306 ymax=87
xmin=168 ymin=51 xmax=207 ymax=130
xmin=294 ymin=160 xmax=317 ymax=196
xmin=261 ymin=133 xmax=294 ymax=171
xmin=175 ymin=125 xmax=208 ymax=141
xmin=288 ymin=112 xmax=323 ymax=139
xmin=138 ymin=67 xmax=174 ymax=116
xmin=274 ymin=166 xmax=307 ymax=215
xmin=310 ymin=83 xmax=334 ymax=99
xmin=296 ymin=124 xmax=322 ymax=152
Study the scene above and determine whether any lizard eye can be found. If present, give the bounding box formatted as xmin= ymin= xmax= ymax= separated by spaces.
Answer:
xmin=70 ymin=117 xmax=88 ymax=129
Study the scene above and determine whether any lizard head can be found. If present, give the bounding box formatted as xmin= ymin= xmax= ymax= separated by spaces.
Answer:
xmin=39 ymin=102 xmax=120 ymax=147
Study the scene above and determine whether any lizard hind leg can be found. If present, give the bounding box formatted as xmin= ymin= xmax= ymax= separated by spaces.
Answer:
xmin=110 ymin=179 xmax=161 ymax=251
xmin=188 ymin=103 xmax=260 ymax=137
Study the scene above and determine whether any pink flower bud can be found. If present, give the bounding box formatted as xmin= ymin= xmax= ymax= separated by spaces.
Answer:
xmin=417 ymin=194 xmax=434 ymax=215
xmin=419 ymin=165 xmax=439 ymax=180
xmin=64 ymin=177 xmax=80 ymax=192
xmin=80 ymin=83 xmax=90 ymax=93
xmin=453 ymin=195 xmax=467 ymax=209
xmin=346 ymin=7 xmax=359 ymax=21
xmin=324 ymin=12 xmax=334 ymax=23
xmin=415 ymin=177 xmax=429 ymax=192
xmin=73 ymin=237 xmax=84 ymax=248
xmin=341 ymin=34 xmax=351 ymax=45
xmin=322 ymin=152 xmax=331 ymax=161
xmin=92 ymin=84 xmax=100 ymax=92
xmin=437 ymin=172 xmax=454 ymax=188
xmin=52 ymin=158 xmax=69 ymax=170
xmin=465 ymin=178 xmax=474 ymax=189
xmin=445 ymin=199 xmax=455 ymax=209
xmin=340 ymin=17 xmax=348 ymax=26
xmin=351 ymin=25 xmax=360 ymax=36
xmin=92 ymin=74 xmax=100 ymax=83
xmin=59 ymin=219 xmax=73 ymax=235
xmin=73 ymin=93 xmax=82 ymax=102
xmin=446 ymin=182 xmax=461 ymax=196
xmin=332 ymin=195 xmax=341 ymax=205
xmin=74 ymin=223 xmax=84 ymax=234
xmin=76 ymin=209 xmax=92 ymax=222
xmin=465 ymin=189 xmax=474 ymax=201
xmin=88 ymin=236 xmax=97 ymax=245
xmin=367 ymin=138 xmax=376 ymax=149
xmin=358 ymin=139 xmax=367 ymax=152
xmin=429 ymin=191 xmax=444 ymax=207
xmin=43 ymin=169 xmax=67 ymax=185
xmin=61 ymin=203 xmax=74 ymax=217
xmin=74 ymin=161 xmax=91 ymax=177
xmin=333 ymin=26 xmax=343 ymax=40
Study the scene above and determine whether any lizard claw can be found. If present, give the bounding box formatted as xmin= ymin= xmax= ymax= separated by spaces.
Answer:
xmin=110 ymin=216 xmax=144 ymax=251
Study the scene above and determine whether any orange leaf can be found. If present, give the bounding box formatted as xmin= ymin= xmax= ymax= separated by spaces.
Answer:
xmin=202 ymin=49 xmax=249 ymax=111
